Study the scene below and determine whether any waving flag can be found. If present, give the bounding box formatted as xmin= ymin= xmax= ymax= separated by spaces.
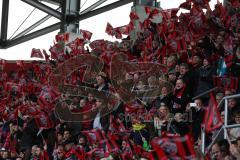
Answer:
xmin=203 ymin=92 xmax=223 ymax=133
xmin=31 ymin=48 xmax=44 ymax=59
xmin=80 ymin=29 xmax=92 ymax=41
xmin=151 ymin=135 xmax=196 ymax=160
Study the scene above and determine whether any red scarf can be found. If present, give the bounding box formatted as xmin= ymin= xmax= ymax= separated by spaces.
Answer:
xmin=174 ymin=85 xmax=186 ymax=98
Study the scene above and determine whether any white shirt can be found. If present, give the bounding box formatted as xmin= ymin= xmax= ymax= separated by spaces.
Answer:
xmin=93 ymin=112 xmax=102 ymax=129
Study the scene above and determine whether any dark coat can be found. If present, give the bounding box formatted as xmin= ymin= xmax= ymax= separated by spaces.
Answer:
xmin=195 ymin=65 xmax=216 ymax=97
xmin=171 ymin=88 xmax=191 ymax=114
xmin=188 ymin=107 xmax=205 ymax=141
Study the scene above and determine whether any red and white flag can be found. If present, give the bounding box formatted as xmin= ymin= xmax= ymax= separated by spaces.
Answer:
xmin=151 ymin=135 xmax=196 ymax=160
xmin=80 ymin=29 xmax=92 ymax=41
xmin=55 ymin=33 xmax=69 ymax=42
xmin=105 ymin=23 xmax=114 ymax=36
xmin=31 ymin=48 xmax=44 ymax=59
xmin=203 ymin=92 xmax=223 ymax=133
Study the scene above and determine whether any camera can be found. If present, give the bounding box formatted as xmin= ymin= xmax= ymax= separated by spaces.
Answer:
xmin=189 ymin=103 xmax=197 ymax=107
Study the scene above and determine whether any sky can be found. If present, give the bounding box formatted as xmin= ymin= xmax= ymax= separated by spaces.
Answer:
xmin=0 ymin=0 xmax=222 ymax=60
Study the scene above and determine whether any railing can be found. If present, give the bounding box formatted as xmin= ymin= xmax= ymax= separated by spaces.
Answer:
xmin=201 ymin=94 xmax=240 ymax=155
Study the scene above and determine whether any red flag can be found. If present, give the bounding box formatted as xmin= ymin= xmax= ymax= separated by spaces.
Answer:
xmin=213 ymin=76 xmax=238 ymax=91
xmin=105 ymin=23 xmax=114 ymax=36
xmin=42 ymin=49 xmax=50 ymax=62
xmin=114 ymin=28 xmax=122 ymax=39
xmin=188 ymin=13 xmax=206 ymax=40
xmin=149 ymin=8 xmax=160 ymax=19
xmin=203 ymin=92 xmax=223 ymax=133
xmin=145 ymin=34 xmax=153 ymax=50
xmin=179 ymin=1 xmax=192 ymax=10
xmin=35 ymin=112 xmax=53 ymax=130
xmin=80 ymin=29 xmax=92 ymax=41
xmin=109 ymin=115 xmax=126 ymax=133
xmin=100 ymin=134 xmax=120 ymax=153
xmin=129 ymin=11 xmax=139 ymax=20
xmin=114 ymin=24 xmax=132 ymax=35
xmin=224 ymin=54 xmax=234 ymax=68
xmin=81 ymin=129 xmax=106 ymax=144
xmin=89 ymin=39 xmax=105 ymax=50
xmin=31 ymin=48 xmax=44 ymax=59
xmin=177 ymin=38 xmax=187 ymax=53
xmin=49 ymin=44 xmax=64 ymax=60
xmin=38 ymin=86 xmax=59 ymax=109
xmin=151 ymin=135 xmax=196 ymax=159
xmin=55 ymin=33 xmax=69 ymax=42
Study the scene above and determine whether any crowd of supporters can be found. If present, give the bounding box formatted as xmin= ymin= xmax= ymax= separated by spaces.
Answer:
xmin=0 ymin=0 xmax=240 ymax=159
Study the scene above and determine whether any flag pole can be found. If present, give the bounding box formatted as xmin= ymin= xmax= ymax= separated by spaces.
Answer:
xmin=224 ymin=98 xmax=228 ymax=139
xmin=201 ymin=126 xmax=206 ymax=155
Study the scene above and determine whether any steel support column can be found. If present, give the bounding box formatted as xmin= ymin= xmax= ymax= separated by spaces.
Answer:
xmin=1 ymin=0 xmax=10 ymax=41
xmin=60 ymin=0 xmax=80 ymax=33
xmin=133 ymin=0 xmax=156 ymax=6
xmin=21 ymin=0 xmax=61 ymax=19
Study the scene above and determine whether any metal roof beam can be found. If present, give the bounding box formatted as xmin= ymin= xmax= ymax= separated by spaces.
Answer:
xmin=70 ymin=0 xmax=133 ymax=23
xmin=21 ymin=0 xmax=61 ymax=19
xmin=39 ymin=0 xmax=60 ymax=6
xmin=80 ymin=0 xmax=108 ymax=15
xmin=1 ymin=0 xmax=10 ymax=41
xmin=12 ymin=7 xmax=61 ymax=39
xmin=4 ymin=22 xmax=60 ymax=48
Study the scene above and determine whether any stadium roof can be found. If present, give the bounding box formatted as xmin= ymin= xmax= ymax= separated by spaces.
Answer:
xmin=0 ymin=0 xmax=134 ymax=49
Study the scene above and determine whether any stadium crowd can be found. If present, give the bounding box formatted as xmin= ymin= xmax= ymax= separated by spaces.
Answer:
xmin=0 ymin=0 xmax=240 ymax=159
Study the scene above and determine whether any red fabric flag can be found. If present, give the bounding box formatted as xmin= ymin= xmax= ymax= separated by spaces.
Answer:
xmin=114 ymin=24 xmax=132 ymax=35
xmin=81 ymin=129 xmax=106 ymax=144
xmin=188 ymin=12 xmax=206 ymax=40
xmin=42 ymin=49 xmax=50 ymax=62
xmin=38 ymin=86 xmax=59 ymax=110
xmin=213 ymin=76 xmax=238 ymax=91
xmin=114 ymin=28 xmax=122 ymax=39
xmin=105 ymin=23 xmax=114 ymax=36
xmin=145 ymin=34 xmax=153 ymax=50
xmin=100 ymin=134 xmax=120 ymax=153
xmin=31 ymin=48 xmax=44 ymax=59
xmin=49 ymin=44 xmax=64 ymax=60
xmin=55 ymin=33 xmax=69 ymax=42
xmin=109 ymin=115 xmax=126 ymax=133
xmin=177 ymin=38 xmax=187 ymax=53
xmin=151 ymin=135 xmax=196 ymax=159
xmin=80 ymin=29 xmax=92 ymax=41
xmin=35 ymin=112 xmax=53 ymax=129
xmin=89 ymin=39 xmax=105 ymax=51
xmin=179 ymin=1 xmax=192 ymax=10
xmin=145 ymin=6 xmax=152 ymax=16
xmin=203 ymin=92 xmax=223 ymax=133
xmin=129 ymin=11 xmax=139 ymax=20
xmin=224 ymin=54 xmax=234 ymax=68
